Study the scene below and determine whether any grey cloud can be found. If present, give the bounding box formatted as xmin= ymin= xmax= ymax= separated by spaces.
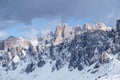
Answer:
xmin=0 ymin=0 xmax=120 ymax=28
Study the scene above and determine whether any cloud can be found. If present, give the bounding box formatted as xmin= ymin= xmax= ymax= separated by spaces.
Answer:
xmin=0 ymin=0 xmax=120 ymax=29
xmin=41 ymin=29 xmax=51 ymax=36
xmin=25 ymin=28 xmax=39 ymax=39
xmin=0 ymin=20 xmax=18 ymax=30
xmin=0 ymin=31 xmax=8 ymax=40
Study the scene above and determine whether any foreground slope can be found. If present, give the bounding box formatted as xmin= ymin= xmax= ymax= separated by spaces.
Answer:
xmin=0 ymin=55 xmax=120 ymax=80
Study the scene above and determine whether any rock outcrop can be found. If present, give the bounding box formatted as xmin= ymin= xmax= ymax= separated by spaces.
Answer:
xmin=74 ymin=25 xmax=82 ymax=35
xmin=96 ymin=22 xmax=107 ymax=31
xmin=54 ymin=24 xmax=74 ymax=45
xmin=116 ymin=20 xmax=120 ymax=36
xmin=3 ymin=36 xmax=30 ymax=50
xmin=82 ymin=23 xmax=96 ymax=32
xmin=101 ymin=52 xmax=110 ymax=63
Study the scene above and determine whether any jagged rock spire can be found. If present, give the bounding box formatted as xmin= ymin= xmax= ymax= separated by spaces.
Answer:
xmin=54 ymin=24 xmax=74 ymax=45
xmin=116 ymin=19 xmax=120 ymax=36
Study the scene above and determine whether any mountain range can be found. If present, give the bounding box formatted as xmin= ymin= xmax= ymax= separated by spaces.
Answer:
xmin=0 ymin=20 xmax=120 ymax=80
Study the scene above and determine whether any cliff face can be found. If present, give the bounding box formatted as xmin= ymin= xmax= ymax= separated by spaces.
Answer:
xmin=54 ymin=24 xmax=74 ymax=45
xmin=82 ymin=23 xmax=96 ymax=32
xmin=116 ymin=20 xmax=120 ymax=36
xmin=54 ymin=25 xmax=64 ymax=45
xmin=3 ymin=37 xmax=30 ymax=50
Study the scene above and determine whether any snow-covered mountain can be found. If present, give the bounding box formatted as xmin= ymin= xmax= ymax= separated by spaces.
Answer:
xmin=0 ymin=20 xmax=120 ymax=80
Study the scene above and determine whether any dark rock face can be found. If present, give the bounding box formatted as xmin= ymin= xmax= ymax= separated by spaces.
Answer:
xmin=25 ymin=63 xmax=35 ymax=74
xmin=38 ymin=60 xmax=45 ymax=67
xmin=94 ymin=63 xmax=100 ymax=69
xmin=67 ymin=30 xmax=111 ymax=70
xmin=0 ymin=41 xmax=4 ymax=50
xmin=116 ymin=20 xmax=120 ymax=35
xmin=52 ymin=59 xmax=64 ymax=71
xmin=55 ymin=59 xmax=64 ymax=70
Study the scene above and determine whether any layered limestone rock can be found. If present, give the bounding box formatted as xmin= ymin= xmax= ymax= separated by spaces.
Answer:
xmin=63 ymin=24 xmax=74 ymax=40
xmin=18 ymin=37 xmax=30 ymax=49
xmin=54 ymin=25 xmax=64 ymax=45
xmin=54 ymin=24 xmax=74 ymax=45
xmin=3 ymin=36 xmax=30 ymax=50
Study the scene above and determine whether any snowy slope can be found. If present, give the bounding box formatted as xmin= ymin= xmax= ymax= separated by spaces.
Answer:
xmin=0 ymin=55 xmax=120 ymax=80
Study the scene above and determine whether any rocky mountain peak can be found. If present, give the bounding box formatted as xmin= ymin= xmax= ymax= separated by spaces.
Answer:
xmin=6 ymin=36 xmax=16 ymax=40
xmin=3 ymin=36 xmax=30 ymax=50
xmin=96 ymin=22 xmax=107 ymax=31
xmin=54 ymin=24 xmax=74 ymax=45
xmin=54 ymin=25 xmax=64 ymax=45
xmin=74 ymin=25 xmax=81 ymax=35
xmin=82 ymin=23 xmax=96 ymax=32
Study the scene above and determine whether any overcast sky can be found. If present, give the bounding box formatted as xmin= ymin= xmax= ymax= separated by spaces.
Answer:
xmin=0 ymin=0 xmax=120 ymax=39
